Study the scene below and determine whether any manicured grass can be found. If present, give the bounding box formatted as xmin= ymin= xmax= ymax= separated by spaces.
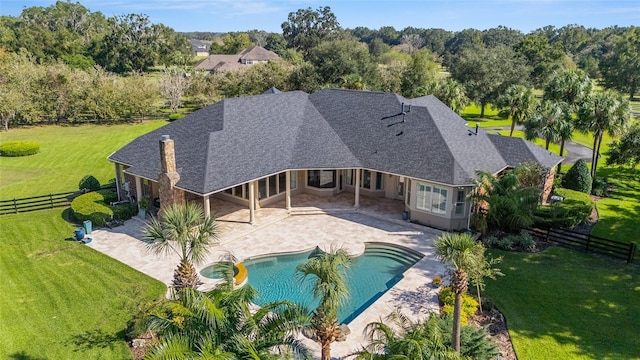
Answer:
xmin=461 ymin=103 xmax=512 ymax=128
xmin=0 ymin=209 xmax=166 ymax=359
xmin=0 ymin=121 xmax=167 ymax=199
xmin=485 ymin=247 xmax=640 ymax=360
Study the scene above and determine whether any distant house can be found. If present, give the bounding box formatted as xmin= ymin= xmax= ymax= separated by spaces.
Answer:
xmin=189 ymin=39 xmax=210 ymax=57
xmin=109 ymin=88 xmax=562 ymax=231
xmin=194 ymin=45 xmax=279 ymax=73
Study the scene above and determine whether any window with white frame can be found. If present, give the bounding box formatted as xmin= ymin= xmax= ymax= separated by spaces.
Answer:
xmin=416 ymin=182 xmax=448 ymax=214
xmin=455 ymin=189 xmax=466 ymax=215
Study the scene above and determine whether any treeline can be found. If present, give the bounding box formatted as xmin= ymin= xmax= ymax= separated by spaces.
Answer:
xmin=0 ymin=1 xmax=192 ymax=73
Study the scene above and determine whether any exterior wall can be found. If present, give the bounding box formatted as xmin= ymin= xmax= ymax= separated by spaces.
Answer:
xmin=406 ymin=178 xmax=472 ymax=231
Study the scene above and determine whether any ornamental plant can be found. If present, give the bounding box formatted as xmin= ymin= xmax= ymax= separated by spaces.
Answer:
xmin=0 ymin=141 xmax=40 ymax=156
xmin=562 ymin=159 xmax=592 ymax=194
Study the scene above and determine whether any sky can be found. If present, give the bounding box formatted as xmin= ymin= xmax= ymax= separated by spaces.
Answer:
xmin=1 ymin=0 xmax=638 ymax=34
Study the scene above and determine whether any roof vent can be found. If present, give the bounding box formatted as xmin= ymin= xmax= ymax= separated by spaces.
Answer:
xmin=468 ymin=124 xmax=479 ymax=136
xmin=162 ymin=134 xmax=171 ymax=140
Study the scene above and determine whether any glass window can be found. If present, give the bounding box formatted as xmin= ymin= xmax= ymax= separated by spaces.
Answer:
xmin=345 ymin=170 xmax=353 ymax=186
xmin=406 ymin=179 xmax=411 ymax=206
xmin=290 ymin=171 xmax=297 ymax=190
xmin=258 ymin=179 xmax=267 ymax=199
xmin=278 ymin=172 xmax=286 ymax=193
xmin=268 ymin=175 xmax=277 ymax=197
xmin=455 ymin=189 xmax=466 ymax=215
xmin=375 ymin=172 xmax=384 ymax=190
xmin=307 ymin=170 xmax=336 ymax=188
xmin=362 ymin=170 xmax=371 ymax=189
xmin=431 ymin=187 xmax=447 ymax=214
xmin=416 ymin=184 xmax=431 ymax=211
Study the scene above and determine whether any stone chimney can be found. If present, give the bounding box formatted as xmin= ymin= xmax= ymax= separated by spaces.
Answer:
xmin=158 ymin=135 xmax=184 ymax=212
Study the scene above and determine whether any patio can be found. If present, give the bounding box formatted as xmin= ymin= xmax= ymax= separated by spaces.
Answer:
xmin=87 ymin=193 xmax=446 ymax=359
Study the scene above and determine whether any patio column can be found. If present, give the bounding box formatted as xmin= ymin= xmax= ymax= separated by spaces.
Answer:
xmin=114 ymin=163 xmax=122 ymax=201
xmin=285 ymin=171 xmax=291 ymax=210
xmin=354 ymin=169 xmax=360 ymax=208
xmin=203 ymin=195 xmax=211 ymax=218
xmin=135 ymin=176 xmax=142 ymax=207
xmin=249 ymin=181 xmax=256 ymax=225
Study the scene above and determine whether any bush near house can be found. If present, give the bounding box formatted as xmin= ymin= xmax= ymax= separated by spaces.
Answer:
xmin=534 ymin=187 xmax=594 ymax=228
xmin=78 ymin=175 xmax=101 ymax=191
xmin=71 ymin=190 xmax=136 ymax=226
xmin=439 ymin=286 xmax=478 ymax=326
xmin=0 ymin=141 xmax=40 ymax=156
xmin=562 ymin=159 xmax=592 ymax=194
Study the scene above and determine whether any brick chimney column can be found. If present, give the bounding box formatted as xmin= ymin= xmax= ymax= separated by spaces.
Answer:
xmin=158 ymin=135 xmax=184 ymax=213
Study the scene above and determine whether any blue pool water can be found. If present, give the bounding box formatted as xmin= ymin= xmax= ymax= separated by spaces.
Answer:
xmin=241 ymin=243 xmax=423 ymax=324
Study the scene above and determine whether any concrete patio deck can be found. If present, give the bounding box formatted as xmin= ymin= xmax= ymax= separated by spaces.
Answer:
xmin=87 ymin=194 xmax=447 ymax=359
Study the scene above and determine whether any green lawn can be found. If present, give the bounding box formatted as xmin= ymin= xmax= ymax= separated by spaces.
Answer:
xmin=461 ymin=103 xmax=513 ymax=128
xmin=485 ymin=247 xmax=640 ymax=360
xmin=0 ymin=120 xmax=167 ymax=199
xmin=0 ymin=209 xmax=166 ymax=359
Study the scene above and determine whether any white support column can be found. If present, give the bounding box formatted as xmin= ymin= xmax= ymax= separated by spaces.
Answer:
xmin=203 ymin=195 xmax=211 ymax=219
xmin=114 ymin=163 xmax=122 ymax=201
xmin=354 ymin=169 xmax=360 ymax=208
xmin=249 ymin=181 xmax=256 ymax=225
xmin=285 ymin=171 xmax=291 ymax=211
xmin=135 ymin=176 xmax=142 ymax=208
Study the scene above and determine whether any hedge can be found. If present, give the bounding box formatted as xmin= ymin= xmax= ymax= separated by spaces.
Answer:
xmin=71 ymin=190 xmax=136 ymax=227
xmin=534 ymin=187 xmax=595 ymax=228
xmin=0 ymin=141 xmax=40 ymax=157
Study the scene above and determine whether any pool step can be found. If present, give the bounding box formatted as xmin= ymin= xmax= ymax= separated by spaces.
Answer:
xmin=364 ymin=243 xmax=423 ymax=268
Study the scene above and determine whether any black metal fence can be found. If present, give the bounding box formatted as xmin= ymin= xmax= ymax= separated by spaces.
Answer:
xmin=526 ymin=227 xmax=636 ymax=263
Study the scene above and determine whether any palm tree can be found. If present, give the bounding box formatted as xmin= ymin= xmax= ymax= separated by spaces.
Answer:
xmin=471 ymin=171 xmax=540 ymax=233
xmin=496 ymin=84 xmax=537 ymax=137
xmin=577 ymin=90 xmax=631 ymax=181
xmin=524 ymin=100 xmax=571 ymax=151
xmin=296 ymin=247 xmax=353 ymax=360
xmin=352 ymin=310 xmax=460 ymax=360
xmin=543 ymin=69 xmax=593 ymax=108
xmin=145 ymin=263 xmax=311 ymax=360
xmin=434 ymin=78 xmax=470 ymax=115
xmin=434 ymin=232 xmax=484 ymax=353
xmin=143 ymin=202 xmax=219 ymax=290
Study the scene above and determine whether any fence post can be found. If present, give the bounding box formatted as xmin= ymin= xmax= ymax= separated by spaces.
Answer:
xmin=628 ymin=243 xmax=636 ymax=264
xmin=13 ymin=199 xmax=17 ymax=214
xmin=49 ymin=194 xmax=53 ymax=208
xmin=585 ymin=234 xmax=591 ymax=252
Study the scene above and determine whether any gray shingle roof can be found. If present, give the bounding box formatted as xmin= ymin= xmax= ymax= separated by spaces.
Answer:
xmin=109 ymin=89 xmax=563 ymax=195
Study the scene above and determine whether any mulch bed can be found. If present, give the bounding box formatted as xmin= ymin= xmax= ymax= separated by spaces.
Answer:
xmin=471 ymin=307 xmax=517 ymax=360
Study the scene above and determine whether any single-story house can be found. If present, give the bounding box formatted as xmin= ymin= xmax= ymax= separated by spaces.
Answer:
xmin=109 ymin=88 xmax=562 ymax=230
xmin=194 ymin=45 xmax=280 ymax=73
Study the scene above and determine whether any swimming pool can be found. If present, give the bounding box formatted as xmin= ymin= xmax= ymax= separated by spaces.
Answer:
xmin=203 ymin=243 xmax=423 ymax=324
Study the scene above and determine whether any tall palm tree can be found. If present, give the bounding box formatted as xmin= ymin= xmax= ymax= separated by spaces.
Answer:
xmin=145 ymin=264 xmax=311 ymax=360
xmin=352 ymin=310 xmax=460 ymax=360
xmin=143 ymin=202 xmax=219 ymax=290
xmin=434 ymin=78 xmax=470 ymax=115
xmin=577 ymin=90 xmax=631 ymax=180
xmin=434 ymin=232 xmax=484 ymax=353
xmin=496 ymin=84 xmax=537 ymax=137
xmin=296 ymin=247 xmax=353 ymax=360
xmin=524 ymin=100 xmax=571 ymax=150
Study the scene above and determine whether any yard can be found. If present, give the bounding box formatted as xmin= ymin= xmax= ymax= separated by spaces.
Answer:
xmin=0 ymin=208 xmax=166 ymax=359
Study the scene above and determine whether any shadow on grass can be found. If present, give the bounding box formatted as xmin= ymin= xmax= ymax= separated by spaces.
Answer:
xmin=487 ymin=247 xmax=640 ymax=359
xmin=7 ymin=352 xmax=47 ymax=360
xmin=66 ymin=328 xmax=126 ymax=352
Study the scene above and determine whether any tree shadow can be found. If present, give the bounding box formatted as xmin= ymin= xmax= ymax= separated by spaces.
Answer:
xmin=66 ymin=328 xmax=126 ymax=352
xmin=7 ymin=352 xmax=47 ymax=360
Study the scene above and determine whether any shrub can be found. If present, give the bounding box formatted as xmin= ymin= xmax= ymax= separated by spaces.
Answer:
xmin=562 ymin=159 xmax=592 ymax=194
xmin=505 ymin=232 xmax=536 ymax=251
xmin=535 ymin=187 xmax=594 ymax=228
xmin=0 ymin=141 xmax=40 ymax=157
xmin=439 ymin=287 xmax=478 ymax=326
xmin=591 ymin=177 xmax=609 ymax=197
xmin=79 ymin=175 xmax=101 ymax=191
xmin=438 ymin=316 xmax=500 ymax=360
xmin=168 ymin=113 xmax=185 ymax=121
xmin=71 ymin=189 xmax=136 ymax=226
xmin=71 ymin=191 xmax=113 ymax=227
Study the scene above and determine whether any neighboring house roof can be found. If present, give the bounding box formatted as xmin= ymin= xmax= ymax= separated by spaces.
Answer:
xmin=238 ymin=46 xmax=279 ymax=62
xmin=194 ymin=46 xmax=279 ymax=72
xmin=189 ymin=39 xmax=210 ymax=54
xmin=109 ymin=89 xmax=563 ymax=195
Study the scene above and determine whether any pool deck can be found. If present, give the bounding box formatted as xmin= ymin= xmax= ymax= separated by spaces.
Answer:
xmin=87 ymin=194 xmax=447 ymax=359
